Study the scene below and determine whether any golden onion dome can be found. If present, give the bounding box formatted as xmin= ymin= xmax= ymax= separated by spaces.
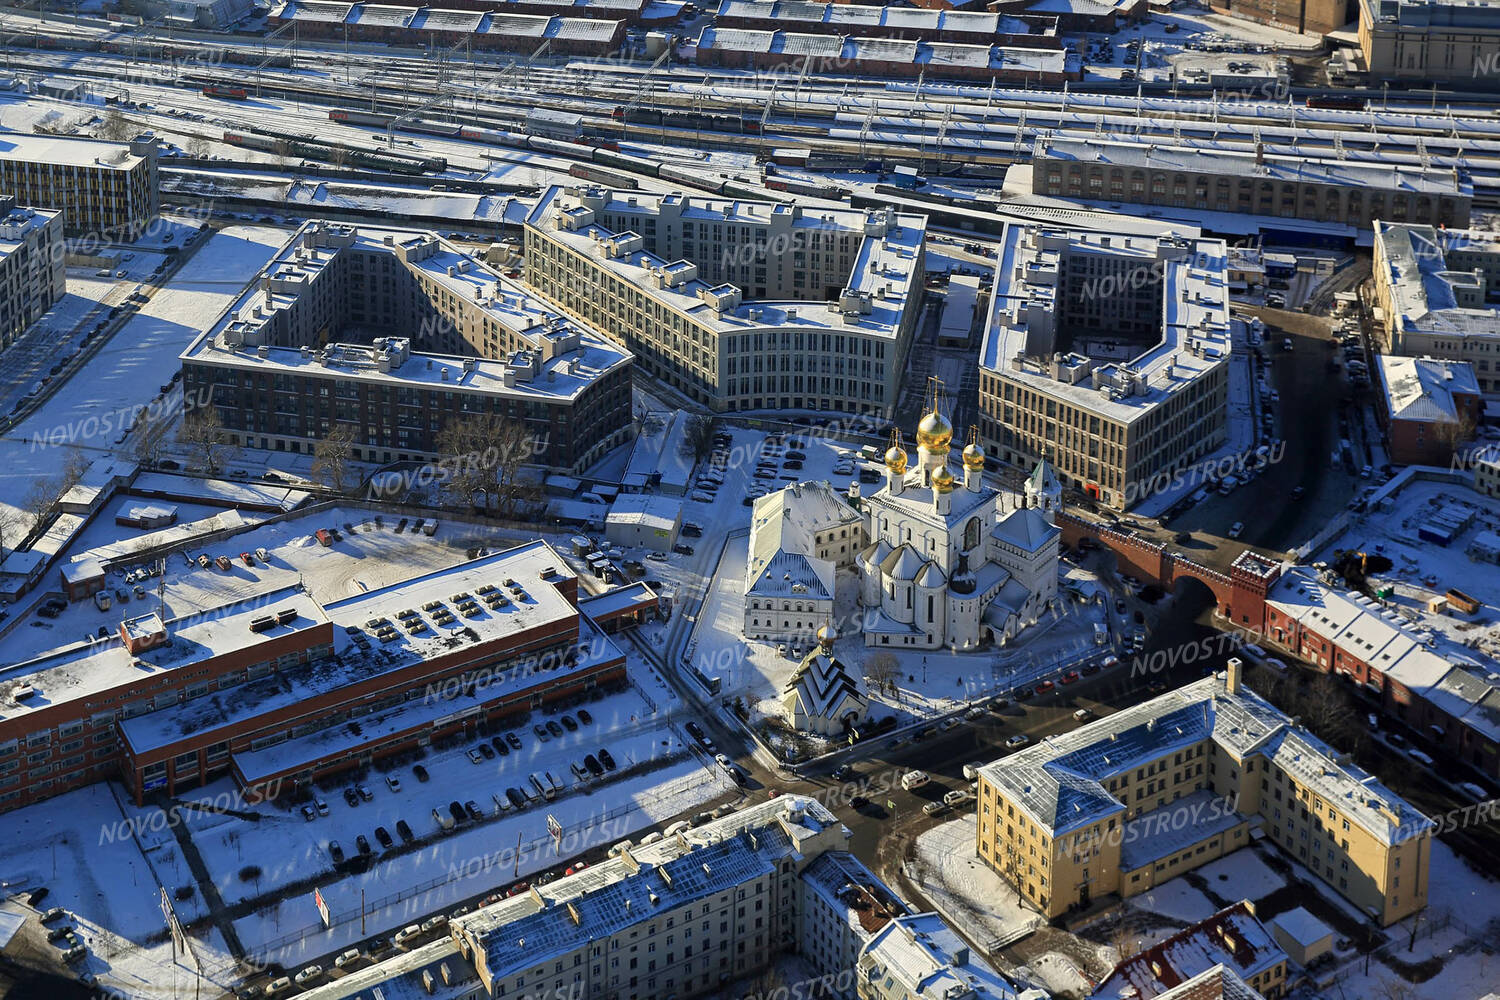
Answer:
xmin=884 ymin=444 xmax=909 ymax=474
xmin=817 ymin=623 xmax=837 ymax=648
xmin=962 ymin=441 xmax=985 ymax=471
xmin=932 ymin=465 xmax=956 ymax=493
xmin=916 ymin=410 xmax=954 ymax=450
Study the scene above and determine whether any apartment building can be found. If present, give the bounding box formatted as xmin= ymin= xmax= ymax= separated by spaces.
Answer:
xmin=978 ymin=223 xmax=1231 ymax=510
xmin=179 ymin=220 xmax=633 ymax=472
xmin=0 ymin=539 xmax=656 ymax=813
xmin=1373 ymin=222 xmax=1500 ymax=395
xmin=1358 ymin=0 xmax=1500 ymax=84
xmin=523 ymin=185 xmax=926 ymax=417
xmin=0 ymin=199 xmax=65 ymax=353
xmin=298 ymin=797 xmax=1044 ymax=1000
xmin=1032 ymin=137 xmax=1472 ymax=231
xmin=1207 ymin=0 xmax=1350 ymax=35
xmin=857 ymin=913 xmax=1033 ymax=1000
xmin=0 ymin=133 xmax=159 ymax=236
xmin=976 ymin=662 xmax=1433 ymax=926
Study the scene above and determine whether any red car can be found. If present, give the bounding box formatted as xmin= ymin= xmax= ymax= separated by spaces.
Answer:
xmin=506 ymin=882 xmax=529 ymax=897
xmin=1034 ymin=680 xmax=1056 ymax=693
xmin=1060 ymin=671 xmax=1081 ymax=685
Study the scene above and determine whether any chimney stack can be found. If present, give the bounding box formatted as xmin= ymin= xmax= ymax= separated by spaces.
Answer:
xmin=1226 ymin=656 xmax=1243 ymax=695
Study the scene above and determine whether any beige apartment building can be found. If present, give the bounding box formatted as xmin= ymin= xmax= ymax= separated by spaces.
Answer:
xmin=523 ymin=185 xmax=926 ymax=417
xmin=0 ymin=199 xmax=66 ymax=353
xmin=1373 ymin=221 xmax=1500 ymax=395
xmin=978 ymin=223 xmax=1231 ymax=509
xmin=1033 ymin=137 xmax=1472 ymax=230
xmin=976 ymin=662 xmax=1433 ymax=927
xmin=0 ymin=133 xmax=160 ymax=236
xmin=1359 ymin=0 xmax=1500 ymax=84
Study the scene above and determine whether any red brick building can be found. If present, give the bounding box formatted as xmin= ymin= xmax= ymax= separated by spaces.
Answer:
xmin=1375 ymin=356 xmax=1482 ymax=466
xmin=0 ymin=541 xmax=657 ymax=812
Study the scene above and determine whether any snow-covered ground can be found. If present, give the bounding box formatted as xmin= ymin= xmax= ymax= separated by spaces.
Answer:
xmin=0 ymin=223 xmax=284 ymax=528
xmin=910 ymin=815 xmax=1044 ymax=949
xmin=1326 ymin=478 xmax=1500 ymax=655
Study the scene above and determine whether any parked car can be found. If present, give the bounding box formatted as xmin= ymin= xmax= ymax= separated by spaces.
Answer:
xmin=396 ymin=819 xmax=414 ymax=842
xmin=560 ymin=714 xmax=578 ymax=732
xmin=374 ymin=827 xmax=393 ymax=849
xmin=343 ymin=788 xmax=360 ymax=807
xmin=357 ymin=784 xmax=373 ymax=801
xmin=1005 ymin=734 xmax=1030 ymax=750
xmin=385 ymin=775 xmax=402 ymax=793
xmin=577 ymin=708 xmax=593 ymax=725
xmin=599 ymin=748 xmax=617 ymax=770
xmin=534 ymin=724 xmax=551 ymax=741
xmin=328 ymin=841 xmax=345 ymax=863
xmin=506 ymin=732 xmax=523 ymax=751
xmin=465 ymin=800 xmax=484 ymax=821
xmin=413 ymin=764 xmax=430 ymax=782
xmin=478 ymin=742 xmax=496 ymax=759
xmin=356 ymin=835 xmax=372 ymax=856
xmin=293 ymin=965 xmax=322 ymax=987
xmin=546 ymin=720 xmax=564 ymax=738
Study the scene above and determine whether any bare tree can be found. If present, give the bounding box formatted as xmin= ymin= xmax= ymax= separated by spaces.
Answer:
xmin=0 ymin=506 xmax=23 ymax=559
xmin=184 ymin=136 xmax=211 ymax=160
xmin=310 ymin=423 xmax=357 ymax=495
xmin=865 ymin=652 xmax=901 ymax=699
xmin=998 ymin=835 xmax=1027 ymax=904
xmin=179 ymin=404 xmax=233 ymax=475
xmin=133 ymin=409 xmax=174 ymax=467
xmin=434 ymin=412 xmax=540 ymax=516
xmin=97 ymin=108 xmax=132 ymax=142
xmin=681 ymin=413 xmax=717 ymax=462
xmin=23 ymin=478 xmax=59 ymax=534
xmin=59 ymin=446 xmax=90 ymax=494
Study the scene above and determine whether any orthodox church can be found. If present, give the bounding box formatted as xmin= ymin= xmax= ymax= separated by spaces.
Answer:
xmin=855 ymin=395 xmax=1062 ymax=651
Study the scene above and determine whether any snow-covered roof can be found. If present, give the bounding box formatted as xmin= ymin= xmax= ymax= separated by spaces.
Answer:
xmin=783 ymin=646 xmax=868 ymax=725
xmin=1376 ymin=222 xmax=1500 ymax=340
xmin=182 ymin=220 xmax=631 ymax=407
xmin=979 ymin=673 xmax=1433 ymax=844
xmin=862 ymin=913 xmax=1022 ymax=1000
xmin=1377 ymin=354 xmax=1480 ymax=424
xmin=1095 ymin=901 xmax=1285 ymax=999
xmin=980 ymin=223 xmax=1231 ymax=425
xmin=1269 ymin=906 xmax=1332 ymax=948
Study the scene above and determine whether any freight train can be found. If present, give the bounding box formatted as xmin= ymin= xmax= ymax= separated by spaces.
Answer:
xmin=611 ymin=105 xmax=763 ymax=135
xmin=202 ymin=85 xmax=248 ymax=100
xmin=222 ymin=128 xmax=447 ymax=175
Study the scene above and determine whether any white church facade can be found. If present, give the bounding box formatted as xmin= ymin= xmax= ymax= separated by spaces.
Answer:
xmin=855 ymin=407 xmax=1061 ymax=651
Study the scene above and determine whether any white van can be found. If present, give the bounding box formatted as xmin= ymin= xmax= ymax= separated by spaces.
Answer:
xmin=901 ymin=770 xmax=930 ymax=791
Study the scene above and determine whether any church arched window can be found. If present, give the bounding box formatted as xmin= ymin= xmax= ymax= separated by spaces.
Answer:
xmin=964 ymin=517 xmax=983 ymax=551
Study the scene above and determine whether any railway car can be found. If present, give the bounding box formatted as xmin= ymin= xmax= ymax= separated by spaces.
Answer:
xmin=1305 ymin=95 xmax=1367 ymax=110
xmin=329 ymin=109 xmax=397 ymax=128
xmin=568 ymin=163 xmax=640 ymax=189
xmin=659 ymin=162 xmax=725 ymax=194
xmin=202 ymin=85 xmax=248 ymax=100
xmin=594 ymin=146 xmax=660 ymax=176
xmin=525 ymin=134 xmax=595 ymax=159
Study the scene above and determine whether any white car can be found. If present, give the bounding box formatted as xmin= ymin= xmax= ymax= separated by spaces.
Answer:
xmin=1004 ymin=734 xmax=1030 ymax=750
xmin=714 ymin=753 xmax=732 ymax=769
xmin=385 ymin=775 xmax=401 ymax=792
xmin=334 ymin=949 xmax=361 ymax=969
xmin=293 ymin=966 xmax=322 ymax=986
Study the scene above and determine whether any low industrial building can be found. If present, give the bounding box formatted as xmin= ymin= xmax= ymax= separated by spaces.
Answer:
xmin=524 ymin=185 xmax=926 ymax=417
xmin=1373 ymin=222 xmax=1500 ymax=396
xmin=693 ymin=28 xmax=1077 ymax=84
xmin=978 ymin=223 xmax=1232 ymax=510
xmin=976 ymin=662 xmax=1434 ymax=926
xmin=0 ymin=133 xmax=159 ymax=237
xmin=1032 ymin=137 xmax=1472 ymax=232
xmin=712 ymin=0 xmax=1061 ymax=46
xmin=1374 ymin=355 xmax=1481 ymax=465
xmin=0 ymin=199 xmax=65 ymax=354
xmin=1262 ymin=565 xmax=1500 ymax=779
xmin=179 ymin=220 xmax=633 ymax=472
xmin=0 ymin=539 xmax=656 ymax=813
xmin=267 ymin=2 xmax=626 ymax=56
xmin=604 ymin=493 xmax=683 ymax=552
xmin=1268 ymin=907 xmax=1335 ymax=967
xmin=1358 ymin=0 xmax=1500 ymax=86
